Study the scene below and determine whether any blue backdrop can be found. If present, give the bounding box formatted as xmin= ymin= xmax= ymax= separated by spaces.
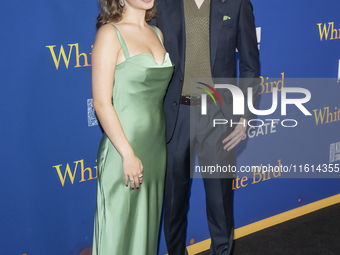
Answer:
xmin=1 ymin=0 xmax=340 ymax=254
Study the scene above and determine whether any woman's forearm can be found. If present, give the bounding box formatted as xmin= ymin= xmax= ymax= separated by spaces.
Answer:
xmin=93 ymin=101 xmax=134 ymax=159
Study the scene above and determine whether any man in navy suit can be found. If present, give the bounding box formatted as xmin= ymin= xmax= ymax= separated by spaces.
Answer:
xmin=150 ymin=0 xmax=259 ymax=254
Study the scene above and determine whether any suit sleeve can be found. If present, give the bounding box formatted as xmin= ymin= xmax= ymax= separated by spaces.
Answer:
xmin=148 ymin=18 xmax=158 ymax=26
xmin=237 ymin=0 xmax=260 ymax=121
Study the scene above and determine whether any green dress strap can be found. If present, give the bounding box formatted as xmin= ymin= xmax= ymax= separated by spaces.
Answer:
xmin=150 ymin=25 xmax=164 ymax=48
xmin=110 ymin=24 xmax=130 ymax=59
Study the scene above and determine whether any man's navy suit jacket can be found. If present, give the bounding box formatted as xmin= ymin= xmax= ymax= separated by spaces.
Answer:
xmin=150 ymin=0 xmax=260 ymax=143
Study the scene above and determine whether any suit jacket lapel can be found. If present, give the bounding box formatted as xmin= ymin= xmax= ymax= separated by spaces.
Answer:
xmin=210 ymin=0 xmax=223 ymax=73
xmin=169 ymin=0 xmax=186 ymax=74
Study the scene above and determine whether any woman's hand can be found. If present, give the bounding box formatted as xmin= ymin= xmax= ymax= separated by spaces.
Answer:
xmin=122 ymin=154 xmax=144 ymax=190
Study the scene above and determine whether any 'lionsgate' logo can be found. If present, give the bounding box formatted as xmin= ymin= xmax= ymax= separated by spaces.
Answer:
xmin=330 ymin=142 xmax=340 ymax=163
xmin=87 ymin=99 xmax=98 ymax=127
xmin=197 ymin=83 xmax=312 ymax=128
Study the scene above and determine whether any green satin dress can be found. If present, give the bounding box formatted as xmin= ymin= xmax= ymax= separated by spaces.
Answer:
xmin=92 ymin=25 xmax=174 ymax=255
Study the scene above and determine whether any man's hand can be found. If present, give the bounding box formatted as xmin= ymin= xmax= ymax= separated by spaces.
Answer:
xmin=222 ymin=118 xmax=247 ymax=151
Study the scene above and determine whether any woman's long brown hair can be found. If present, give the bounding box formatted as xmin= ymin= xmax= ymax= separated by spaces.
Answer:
xmin=96 ymin=0 xmax=158 ymax=29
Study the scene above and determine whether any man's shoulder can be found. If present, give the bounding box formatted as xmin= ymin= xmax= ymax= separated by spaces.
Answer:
xmin=228 ymin=0 xmax=253 ymax=8
xmin=154 ymin=0 xmax=168 ymax=11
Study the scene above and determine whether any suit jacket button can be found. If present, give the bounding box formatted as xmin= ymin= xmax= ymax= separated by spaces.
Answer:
xmin=174 ymin=101 xmax=178 ymax=106
xmin=221 ymin=0 xmax=225 ymax=2
xmin=179 ymin=78 xmax=183 ymax=82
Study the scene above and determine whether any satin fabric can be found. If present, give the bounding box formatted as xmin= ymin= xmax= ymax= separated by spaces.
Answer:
xmin=92 ymin=25 xmax=174 ymax=255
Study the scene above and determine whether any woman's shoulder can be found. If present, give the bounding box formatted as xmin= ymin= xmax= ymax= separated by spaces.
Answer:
xmin=95 ymin=23 xmax=120 ymax=44
xmin=92 ymin=23 xmax=121 ymax=55
xmin=97 ymin=23 xmax=119 ymax=36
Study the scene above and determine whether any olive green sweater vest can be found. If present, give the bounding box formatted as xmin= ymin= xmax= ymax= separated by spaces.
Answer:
xmin=182 ymin=0 xmax=213 ymax=96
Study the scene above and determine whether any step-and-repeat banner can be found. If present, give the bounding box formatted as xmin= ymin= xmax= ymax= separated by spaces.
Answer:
xmin=1 ymin=0 xmax=340 ymax=254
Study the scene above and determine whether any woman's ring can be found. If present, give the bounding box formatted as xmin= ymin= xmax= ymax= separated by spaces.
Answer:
xmin=138 ymin=175 xmax=143 ymax=178
xmin=130 ymin=179 xmax=134 ymax=182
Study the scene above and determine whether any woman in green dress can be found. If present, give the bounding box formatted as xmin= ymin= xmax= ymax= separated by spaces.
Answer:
xmin=91 ymin=0 xmax=174 ymax=254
